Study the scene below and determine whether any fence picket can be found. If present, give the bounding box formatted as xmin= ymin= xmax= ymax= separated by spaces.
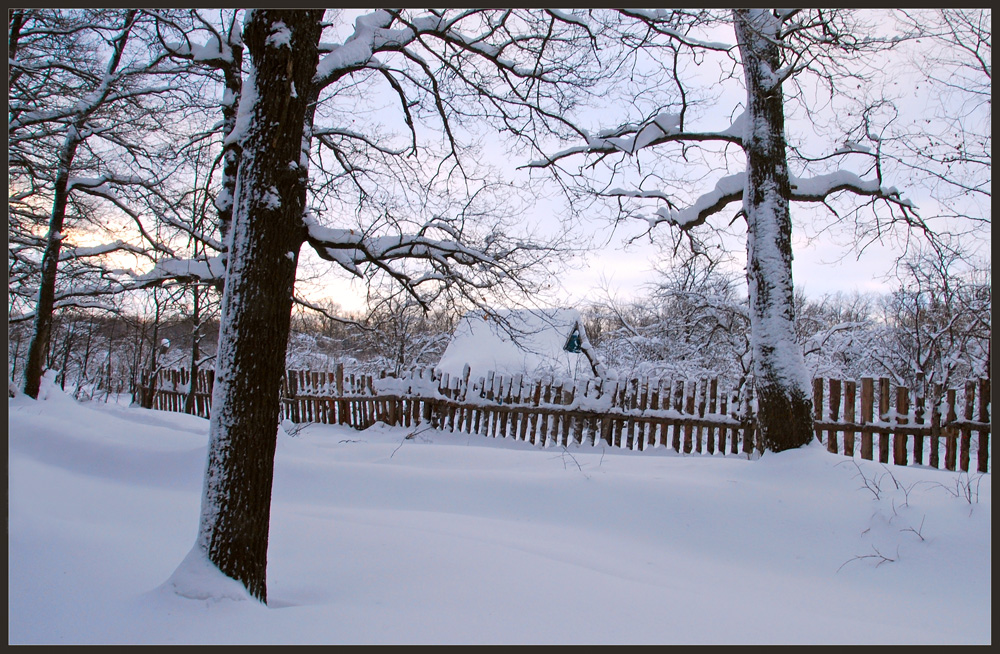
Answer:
xmin=718 ymin=386 xmax=729 ymax=454
xmin=648 ymin=381 xmax=661 ymax=450
xmin=978 ymin=379 xmax=990 ymax=473
xmin=961 ymin=380 xmax=975 ymax=473
xmin=636 ymin=378 xmax=648 ymax=451
xmin=945 ymin=389 xmax=958 ymax=471
xmin=828 ymin=379 xmax=841 ymax=454
xmin=860 ymin=377 xmax=874 ymax=460
xmin=695 ymin=379 xmax=707 ymax=454
xmin=706 ymin=378 xmax=718 ymax=455
xmin=895 ymin=385 xmax=909 ymax=466
xmin=626 ymin=378 xmax=639 ymax=451
xmin=728 ymin=387 xmax=740 ymax=455
xmin=528 ymin=381 xmax=541 ymax=445
xmin=913 ymin=375 xmax=925 ymax=465
xmin=930 ymin=384 xmax=942 ymax=469
xmin=843 ymin=380 xmax=856 ymax=457
xmin=741 ymin=384 xmax=755 ymax=455
xmin=878 ymin=378 xmax=891 ymax=464
xmin=684 ymin=382 xmax=695 ymax=454
xmin=813 ymin=377 xmax=824 ymax=445
xmin=672 ymin=382 xmax=684 ymax=452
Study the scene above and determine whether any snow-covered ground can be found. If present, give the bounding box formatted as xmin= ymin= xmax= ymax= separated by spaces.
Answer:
xmin=8 ymin=378 xmax=991 ymax=645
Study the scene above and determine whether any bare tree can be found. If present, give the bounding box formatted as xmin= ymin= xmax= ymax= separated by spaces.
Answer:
xmin=879 ymin=245 xmax=990 ymax=391
xmin=179 ymin=9 xmax=605 ymax=602
xmin=9 ymin=9 xmax=189 ymax=398
xmin=891 ymin=10 xmax=990 ymax=218
xmin=359 ymin=287 xmax=455 ymax=375
xmin=525 ymin=9 xmax=933 ymax=452
xmin=586 ymin=251 xmax=751 ymax=385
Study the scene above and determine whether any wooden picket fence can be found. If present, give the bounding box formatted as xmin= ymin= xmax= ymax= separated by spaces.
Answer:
xmin=145 ymin=364 xmax=991 ymax=473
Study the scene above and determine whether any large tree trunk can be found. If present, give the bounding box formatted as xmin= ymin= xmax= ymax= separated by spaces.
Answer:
xmin=733 ymin=10 xmax=814 ymax=452
xmin=195 ymin=10 xmax=324 ymax=604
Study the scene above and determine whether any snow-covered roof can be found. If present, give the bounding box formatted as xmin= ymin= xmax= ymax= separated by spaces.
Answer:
xmin=436 ymin=307 xmax=602 ymax=382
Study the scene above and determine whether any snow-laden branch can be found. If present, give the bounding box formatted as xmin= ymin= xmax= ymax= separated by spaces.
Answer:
xmin=66 ymin=174 xmax=149 ymax=193
xmin=302 ymin=209 xmax=552 ymax=312
xmin=9 ymin=274 xmax=136 ymax=323
xmin=788 ymin=171 xmax=915 ymax=207
xmin=614 ymin=173 xmax=746 ymax=229
xmin=9 ymin=11 xmax=139 ymax=133
xmin=304 ymin=219 xmax=499 ymax=279
xmin=801 ymin=320 xmax=871 ymax=356
xmin=613 ymin=9 xmax=734 ymax=51
xmin=314 ymin=10 xmax=402 ymax=87
xmin=627 ymin=170 xmax=918 ymax=230
xmin=9 ymin=297 xmax=121 ymax=323
xmin=524 ymin=112 xmax=745 ymax=168
xmin=161 ymin=32 xmax=235 ymax=66
xmin=133 ymin=255 xmax=228 ymax=286
xmin=10 ymin=81 xmax=179 ymax=132
xmin=313 ymin=124 xmax=410 ymax=157
xmin=59 ymin=240 xmax=148 ymax=261
xmin=313 ymin=8 xmax=599 ymax=95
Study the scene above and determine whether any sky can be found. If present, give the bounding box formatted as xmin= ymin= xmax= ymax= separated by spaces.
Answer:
xmin=43 ymin=9 xmax=981 ymax=319
xmin=309 ymin=194 xmax=922 ymax=315
xmin=294 ymin=9 xmax=989 ymax=316
xmin=8 ymin=375 xmax=991 ymax=645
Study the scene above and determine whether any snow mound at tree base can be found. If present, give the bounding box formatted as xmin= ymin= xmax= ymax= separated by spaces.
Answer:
xmin=161 ymin=546 xmax=252 ymax=603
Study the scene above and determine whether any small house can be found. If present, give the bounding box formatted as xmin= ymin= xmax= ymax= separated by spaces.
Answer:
xmin=436 ymin=307 xmax=603 ymax=382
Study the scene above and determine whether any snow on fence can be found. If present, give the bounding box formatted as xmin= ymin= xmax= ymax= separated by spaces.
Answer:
xmin=145 ymin=364 xmax=991 ymax=473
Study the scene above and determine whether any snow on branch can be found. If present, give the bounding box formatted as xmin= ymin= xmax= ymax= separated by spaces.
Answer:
xmin=59 ymin=240 xmax=147 ymax=261
xmin=134 ymin=256 xmax=228 ymax=286
xmin=303 ymin=212 xmax=540 ymax=310
xmin=635 ymin=170 xmax=917 ymax=230
xmin=312 ymin=125 xmax=410 ymax=157
xmin=70 ymin=185 xmax=178 ymax=258
xmin=524 ymin=112 xmax=745 ymax=168
xmin=314 ymin=8 xmax=597 ymax=94
xmin=313 ymin=10 xmax=402 ymax=86
xmin=67 ymin=174 xmax=148 ymax=193
xmin=641 ymin=173 xmax=746 ymax=229
xmin=9 ymin=297 xmax=121 ymax=323
xmin=614 ymin=9 xmax=734 ymax=51
xmin=305 ymin=220 xmax=498 ymax=275
xmin=788 ymin=171 xmax=915 ymax=209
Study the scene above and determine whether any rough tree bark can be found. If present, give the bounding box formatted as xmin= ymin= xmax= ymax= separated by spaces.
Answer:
xmin=195 ymin=9 xmax=324 ymax=603
xmin=733 ymin=9 xmax=814 ymax=452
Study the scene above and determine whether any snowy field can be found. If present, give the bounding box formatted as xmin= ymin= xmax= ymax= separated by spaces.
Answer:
xmin=8 ymin=379 xmax=991 ymax=645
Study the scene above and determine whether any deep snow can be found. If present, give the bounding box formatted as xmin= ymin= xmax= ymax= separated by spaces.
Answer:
xmin=7 ymin=378 xmax=991 ymax=645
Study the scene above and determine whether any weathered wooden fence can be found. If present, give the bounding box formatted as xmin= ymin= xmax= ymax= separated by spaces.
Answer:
xmin=146 ymin=364 xmax=990 ymax=473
